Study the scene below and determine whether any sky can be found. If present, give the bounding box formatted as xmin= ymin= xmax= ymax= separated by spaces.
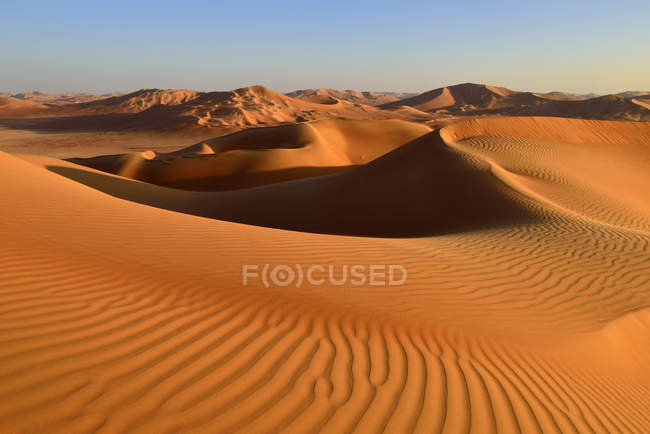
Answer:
xmin=1 ymin=0 xmax=649 ymax=95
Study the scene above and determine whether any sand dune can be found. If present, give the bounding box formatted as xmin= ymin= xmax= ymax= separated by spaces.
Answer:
xmin=286 ymin=89 xmax=416 ymax=106
xmin=535 ymin=91 xmax=592 ymax=101
xmin=9 ymin=91 xmax=122 ymax=105
xmin=69 ymin=119 xmax=431 ymax=190
xmin=0 ymin=96 xmax=48 ymax=117
xmin=381 ymin=83 xmax=521 ymax=112
xmin=2 ymin=84 xmax=647 ymax=144
xmin=1 ymin=116 xmax=649 ymax=432
xmin=617 ymin=91 xmax=650 ymax=99
xmin=633 ymin=98 xmax=650 ymax=110
xmin=538 ymin=95 xmax=650 ymax=121
xmin=0 ymin=86 xmax=425 ymax=133
xmin=382 ymin=83 xmax=650 ymax=121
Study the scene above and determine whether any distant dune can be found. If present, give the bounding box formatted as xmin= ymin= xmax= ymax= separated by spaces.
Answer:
xmin=382 ymin=83 xmax=650 ymax=121
xmin=286 ymin=88 xmax=416 ymax=106
xmin=1 ymin=83 xmax=648 ymax=141
xmin=537 ymin=91 xmax=603 ymax=100
xmin=1 ymin=75 xmax=650 ymax=434
xmin=0 ymin=86 xmax=428 ymax=133
xmin=617 ymin=90 xmax=650 ymax=99
xmin=10 ymin=91 xmax=122 ymax=105
xmin=536 ymin=91 xmax=591 ymax=100
xmin=0 ymin=96 xmax=48 ymax=117
xmin=380 ymin=83 xmax=522 ymax=112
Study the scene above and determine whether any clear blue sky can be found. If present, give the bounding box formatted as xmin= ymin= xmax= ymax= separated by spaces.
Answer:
xmin=2 ymin=0 xmax=648 ymax=94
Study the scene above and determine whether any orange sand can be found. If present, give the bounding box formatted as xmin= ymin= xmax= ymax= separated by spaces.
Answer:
xmin=0 ymin=116 xmax=649 ymax=432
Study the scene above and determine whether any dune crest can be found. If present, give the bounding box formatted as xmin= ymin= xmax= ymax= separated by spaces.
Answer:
xmin=382 ymin=83 xmax=650 ymax=121
xmin=69 ymin=118 xmax=431 ymax=191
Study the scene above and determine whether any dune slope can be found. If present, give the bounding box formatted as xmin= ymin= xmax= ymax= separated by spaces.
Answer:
xmin=69 ymin=118 xmax=431 ymax=191
xmin=0 ymin=86 xmax=431 ymax=133
xmin=0 ymin=116 xmax=649 ymax=432
xmin=382 ymin=83 xmax=650 ymax=121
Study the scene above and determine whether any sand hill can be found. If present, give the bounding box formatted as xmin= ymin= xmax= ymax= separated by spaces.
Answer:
xmin=534 ymin=94 xmax=650 ymax=121
xmin=286 ymin=89 xmax=416 ymax=106
xmin=617 ymin=91 xmax=650 ymax=99
xmin=0 ymin=86 xmax=427 ymax=133
xmin=0 ymin=116 xmax=649 ymax=432
xmin=381 ymin=83 xmax=519 ymax=112
xmin=382 ymin=83 xmax=650 ymax=121
xmin=2 ymin=84 xmax=647 ymax=142
xmin=536 ymin=91 xmax=591 ymax=100
xmin=10 ymin=91 xmax=122 ymax=105
xmin=69 ymin=119 xmax=431 ymax=190
xmin=0 ymin=96 xmax=48 ymax=117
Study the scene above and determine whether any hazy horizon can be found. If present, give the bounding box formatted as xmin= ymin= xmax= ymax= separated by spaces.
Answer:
xmin=2 ymin=0 xmax=649 ymax=95
xmin=0 ymin=82 xmax=644 ymax=97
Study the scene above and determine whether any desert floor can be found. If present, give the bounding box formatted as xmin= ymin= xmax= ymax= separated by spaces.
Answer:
xmin=0 ymin=116 xmax=649 ymax=433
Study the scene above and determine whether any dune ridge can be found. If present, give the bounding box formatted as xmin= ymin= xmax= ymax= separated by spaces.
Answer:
xmin=64 ymin=116 xmax=650 ymax=235
xmin=68 ymin=118 xmax=431 ymax=191
xmin=2 ymin=83 xmax=648 ymax=146
xmin=0 ymin=116 xmax=649 ymax=432
xmin=0 ymin=86 xmax=425 ymax=133
xmin=286 ymin=89 xmax=416 ymax=106
xmin=9 ymin=91 xmax=123 ymax=105
xmin=381 ymin=83 xmax=650 ymax=121
xmin=0 ymin=96 xmax=48 ymax=117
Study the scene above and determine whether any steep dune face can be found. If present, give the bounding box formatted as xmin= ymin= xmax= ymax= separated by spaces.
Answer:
xmin=69 ymin=119 xmax=431 ymax=190
xmin=1 ymin=113 xmax=650 ymax=432
xmin=182 ymin=129 xmax=540 ymax=236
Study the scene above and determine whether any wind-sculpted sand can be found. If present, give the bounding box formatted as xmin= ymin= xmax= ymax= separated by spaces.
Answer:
xmin=0 ymin=116 xmax=649 ymax=432
xmin=68 ymin=119 xmax=431 ymax=191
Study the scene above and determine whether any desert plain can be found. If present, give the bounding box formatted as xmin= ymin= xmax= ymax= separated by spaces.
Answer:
xmin=0 ymin=83 xmax=649 ymax=432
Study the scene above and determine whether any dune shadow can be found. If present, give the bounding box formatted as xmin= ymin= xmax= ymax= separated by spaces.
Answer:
xmin=46 ymin=165 xmax=198 ymax=210
xmin=65 ymin=154 xmax=360 ymax=191
xmin=46 ymin=131 xmax=538 ymax=238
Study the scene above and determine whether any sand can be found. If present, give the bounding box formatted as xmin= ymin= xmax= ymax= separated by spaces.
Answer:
xmin=381 ymin=84 xmax=650 ymax=121
xmin=286 ymin=89 xmax=416 ymax=106
xmin=0 ymin=114 xmax=649 ymax=432
xmin=7 ymin=92 xmax=123 ymax=105
xmin=0 ymin=126 xmax=207 ymax=159
xmin=69 ymin=119 xmax=431 ymax=191
xmin=0 ymin=86 xmax=429 ymax=134
xmin=3 ymin=84 xmax=647 ymax=145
